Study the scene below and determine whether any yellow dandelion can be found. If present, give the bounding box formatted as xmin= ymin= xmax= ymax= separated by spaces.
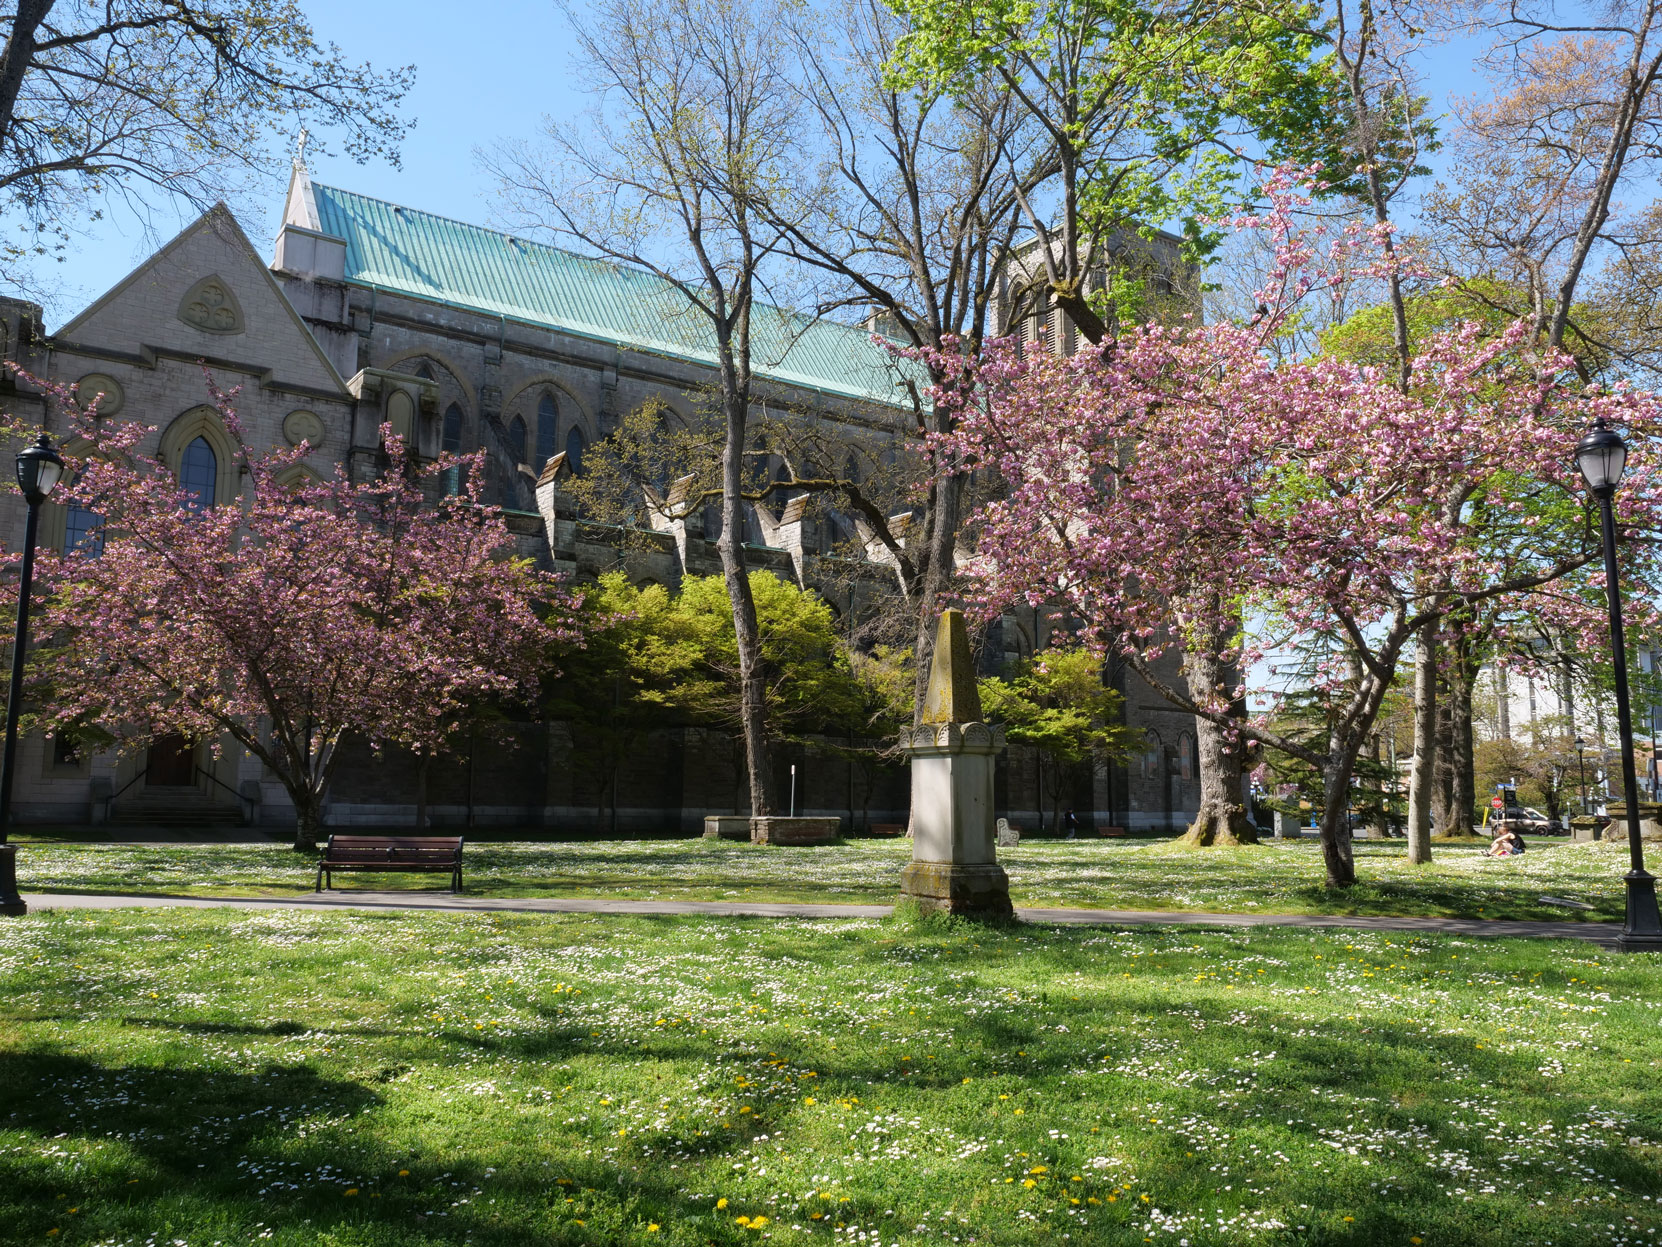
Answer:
xmin=717 ymin=1198 xmax=728 ymax=1209
xmin=344 ymin=1188 xmax=359 ymax=1197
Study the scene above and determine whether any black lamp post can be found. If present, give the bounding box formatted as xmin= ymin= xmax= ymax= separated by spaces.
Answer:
xmin=1574 ymin=417 xmax=1662 ymax=952
xmin=0 ymin=434 xmax=64 ymax=918
xmin=1575 ymin=735 xmax=1589 ymax=817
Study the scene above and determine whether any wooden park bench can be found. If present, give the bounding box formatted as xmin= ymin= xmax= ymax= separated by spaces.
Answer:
xmin=315 ymin=835 xmax=464 ymax=893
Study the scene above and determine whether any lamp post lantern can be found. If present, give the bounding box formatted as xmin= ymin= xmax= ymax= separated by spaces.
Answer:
xmin=1575 ymin=735 xmax=1590 ymax=817
xmin=1574 ymin=417 xmax=1662 ymax=952
xmin=0 ymin=434 xmax=64 ymax=917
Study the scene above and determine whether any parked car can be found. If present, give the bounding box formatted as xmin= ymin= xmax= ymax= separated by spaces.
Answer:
xmin=1503 ymin=806 xmax=1564 ymax=835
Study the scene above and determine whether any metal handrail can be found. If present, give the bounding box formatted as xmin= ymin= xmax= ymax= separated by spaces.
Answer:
xmin=194 ymin=766 xmax=245 ymax=805
xmin=108 ymin=764 xmax=243 ymax=807
xmin=107 ymin=769 xmax=147 ymax=804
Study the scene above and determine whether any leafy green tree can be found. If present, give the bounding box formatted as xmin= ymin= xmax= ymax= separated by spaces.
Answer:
xmin=542 ymin=573 xmax=704 ymax=832
xmin=885 ymin=0 xmax=1342 ymax=336
xmin=667 ymin=573 xmax=869 ymax=748
xmin=979 ymin=648 xmax=1139 ymax=833
xmin=548 ymin=571 xmax=877 ymax=823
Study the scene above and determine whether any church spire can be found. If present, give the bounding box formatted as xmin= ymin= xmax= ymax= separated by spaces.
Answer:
xmin=281 ymin=127 xmax=321 ymax=232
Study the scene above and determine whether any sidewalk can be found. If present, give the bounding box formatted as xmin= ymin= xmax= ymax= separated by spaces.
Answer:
xmin=20 ymin=890 xmax=1623 ymax=945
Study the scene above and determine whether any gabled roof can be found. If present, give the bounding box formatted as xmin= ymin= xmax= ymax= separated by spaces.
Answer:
xmin=307 ymin=183 xmax=913 ymax=408
xmin=57 ymin=205 xmax=348 ymax=395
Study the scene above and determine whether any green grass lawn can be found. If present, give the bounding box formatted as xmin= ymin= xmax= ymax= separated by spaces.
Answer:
xmin=2 ymin=908 xmax=1659 ymax=1246
xmin=11 ymin=835 xmax=1640 ymax=921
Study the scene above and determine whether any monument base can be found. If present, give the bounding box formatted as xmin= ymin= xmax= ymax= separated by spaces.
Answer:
xmin=750 ymin=817 xmax=840 ymax=845
xmin=703 ymin=816 xmax=752 ymax=841
xmin=900 ymin=861 xmax=1013 ymax=920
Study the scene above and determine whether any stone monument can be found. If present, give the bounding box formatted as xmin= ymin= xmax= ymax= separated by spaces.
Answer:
xmin=898 ymin=610 xmax=1013 ymax=919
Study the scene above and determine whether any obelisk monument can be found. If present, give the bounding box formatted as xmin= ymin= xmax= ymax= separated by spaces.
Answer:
xmin=899 ymin=609 xmax=1012 ymax=918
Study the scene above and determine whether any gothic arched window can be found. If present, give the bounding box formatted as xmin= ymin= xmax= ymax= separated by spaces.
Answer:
xmin=508 ymin=415 xmax=528 ymax=465
xmin=442 ymin=403 xmax=464 ymax=495
xmin=536 ymin=393 xmax=557 ymax=467
xmin=565 ymin=425 xmax=586 ymax=476
xmin=180 ymin=436 xmax=217 ymax=510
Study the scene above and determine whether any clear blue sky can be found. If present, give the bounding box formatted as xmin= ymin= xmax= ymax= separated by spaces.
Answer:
xmin=20 ymin=2 xmax=1488 ymax=326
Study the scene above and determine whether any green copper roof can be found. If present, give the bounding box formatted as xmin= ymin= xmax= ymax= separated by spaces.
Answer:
xmin=311 ymin=184 xmax=912 ymax=407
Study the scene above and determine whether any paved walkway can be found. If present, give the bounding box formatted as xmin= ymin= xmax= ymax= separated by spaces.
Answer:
xmin=20 ymin=890 xmax=1623 ymax=945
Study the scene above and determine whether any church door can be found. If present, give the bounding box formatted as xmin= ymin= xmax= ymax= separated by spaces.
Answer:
xmin=146 ymin=734 xmax=196 ymax=786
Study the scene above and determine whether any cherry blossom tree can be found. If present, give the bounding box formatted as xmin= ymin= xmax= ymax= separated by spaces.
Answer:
xmin=944 ymin=169 xmax=1662 ymax=887
xmin=24 ymin=377 xmax=581 ymax=851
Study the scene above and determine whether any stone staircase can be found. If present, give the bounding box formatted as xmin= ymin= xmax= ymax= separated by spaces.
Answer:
xmin=110 ymin=792 xmax=241 ymax=829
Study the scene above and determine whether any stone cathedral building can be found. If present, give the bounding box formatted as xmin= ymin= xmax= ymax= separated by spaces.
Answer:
xmin=0 ymin=162 xmax=1208 ymax=833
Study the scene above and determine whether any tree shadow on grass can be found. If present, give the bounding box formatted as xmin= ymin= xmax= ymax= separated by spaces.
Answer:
xmin=0 ymin=1049 xmax=809 ymax=1245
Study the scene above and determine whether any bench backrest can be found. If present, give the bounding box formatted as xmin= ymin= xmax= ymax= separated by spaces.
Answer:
xmin=323 ymin=835 xmax=463 ymax=863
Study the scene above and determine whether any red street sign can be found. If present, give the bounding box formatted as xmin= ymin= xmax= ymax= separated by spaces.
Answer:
xmin=1491 ymin=796 xmax=1504 ymax=808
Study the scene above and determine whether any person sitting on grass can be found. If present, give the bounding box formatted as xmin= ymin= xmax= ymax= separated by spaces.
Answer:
xmin=1487 ymin=823 xmax=1526 ymax=857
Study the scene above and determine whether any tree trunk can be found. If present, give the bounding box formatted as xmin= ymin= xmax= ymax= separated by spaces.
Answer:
xmin=1449 ymin=652 xmax=1477 ymax=838
xmin=1406 ymin=625 xmax=1437 ymax=864
xmin=0 ymin=0 xmax=52 ymax=153
xmin=716 ymin=387 xmax=773 ymax=817
xmin=414 ymin=752 xmax=429 ymax=831
xmin=1318 ymin=757 xmax=1357 ymax=887
xmin=1432 ymin=665 xmax=1457 ymax=836
xmin=291 ymin=792 xmax=323 ymax=853
xmin=1177 ymin=642 xmax=1257 ymax=846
